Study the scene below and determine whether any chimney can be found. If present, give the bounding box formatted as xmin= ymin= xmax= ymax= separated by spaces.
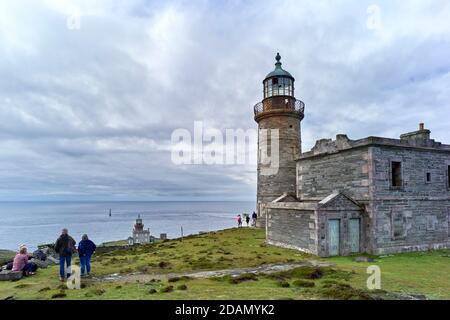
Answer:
xmin=400 ymin=123 xmax=431 ymax=142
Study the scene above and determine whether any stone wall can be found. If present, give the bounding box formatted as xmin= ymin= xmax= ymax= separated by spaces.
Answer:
xmin=297 ymin=147 xmax=370 ymax=201
xmin=266 ymin=206 xmax=317 ymax=254
xmin=370 ymin=145 xmax=450 ymax=253
xmin=256 ymin=113 xmax=302 ymax=227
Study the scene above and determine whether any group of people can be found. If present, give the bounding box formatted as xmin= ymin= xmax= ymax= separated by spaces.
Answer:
xmin=12 ymin=214 xmax=258 ymax=280
xmin=237 ymin=211 xmax=258 ymax=227
xmin=12 ymin=228 xmax=97 ymax=282
xmin=54 ymin=229 xmax=97 ymax=281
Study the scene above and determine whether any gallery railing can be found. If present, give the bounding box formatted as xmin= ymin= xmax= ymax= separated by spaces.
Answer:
xmin=254 ymin=99 xmax=305 ymax=116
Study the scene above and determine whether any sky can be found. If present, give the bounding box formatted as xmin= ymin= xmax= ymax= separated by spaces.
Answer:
xmin=0 ymin=0 xmax=450 ymax=201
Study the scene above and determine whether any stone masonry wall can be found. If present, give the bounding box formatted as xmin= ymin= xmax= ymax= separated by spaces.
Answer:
xmin=370 ymin=146 xmax=450 ymax=253
xmin=266 ymin=208 xmax=317 ymax=254
xmin=297 ymin=148 xmax=370 ymax=202
xmin=257 ymin=114 xmax=301 ymax=227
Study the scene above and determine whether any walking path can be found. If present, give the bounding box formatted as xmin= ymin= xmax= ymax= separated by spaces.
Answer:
xmin=90 ymin=260 xmax=332 ymax=283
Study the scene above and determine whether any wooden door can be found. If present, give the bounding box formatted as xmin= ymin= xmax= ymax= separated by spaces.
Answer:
xmin=328 ymin=219 xmax=340 ymax=256
xmin=349 ymin=218 xmax=360 ymax=253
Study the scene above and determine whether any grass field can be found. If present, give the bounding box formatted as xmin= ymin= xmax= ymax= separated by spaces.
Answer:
xmin=0 ymin=228 xmax=448 ymax=300
xmin=0 ymin=250 xmax=15 ymax=265
xmin=328 ymin=250 xmax=450 ymax=300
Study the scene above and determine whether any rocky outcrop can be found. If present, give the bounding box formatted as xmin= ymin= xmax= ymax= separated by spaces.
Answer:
xmin=0 ymin=270 xmax=22 ymax=281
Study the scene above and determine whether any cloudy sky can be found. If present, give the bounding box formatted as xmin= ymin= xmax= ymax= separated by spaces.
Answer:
xmin=1 ymin=0 xmax=449 ymax=201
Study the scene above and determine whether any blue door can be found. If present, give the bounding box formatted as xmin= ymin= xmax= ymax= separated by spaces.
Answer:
xmin=349 ymin=218 xmax=360 ymax=253
xmin=328 ymin=219 xmax=340 ymax=256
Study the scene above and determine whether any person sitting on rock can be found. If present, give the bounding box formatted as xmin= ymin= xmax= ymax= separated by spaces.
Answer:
xmin=77 ymin=234 xmax=96 ymax=277
xmin=12 ymin=245 xmax=35 ymax=276
xmin=54 ymin=228 xmax=76 ymax=282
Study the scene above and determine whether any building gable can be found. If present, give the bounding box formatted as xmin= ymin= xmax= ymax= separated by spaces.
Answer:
xmin=318 ymin=191 xmax=362 ymax=211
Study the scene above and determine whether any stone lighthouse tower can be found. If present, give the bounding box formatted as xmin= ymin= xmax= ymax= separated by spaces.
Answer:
xmin=254 ymin=53 xmax=305 ymax=228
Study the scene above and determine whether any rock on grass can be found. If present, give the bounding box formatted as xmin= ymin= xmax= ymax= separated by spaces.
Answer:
xmin=277 ymin=281 xmax=290 ymax=288
xmin=168 ymin=276 xmax=192 ymax=283
xmin=319 ymin=283 xmax=372 ymax=300
xmin=229 ymin=273 xmax=258 ymax=284
xmin=51 ymin=292 xmax=67 ymax=299
xmin=161 ymin=285 xmax=174 ymax=293
xmin=289 ymin=266 xmax=325 ymax=279
xmin=158 ymin=261 xmax=170 ymax=268
xmin=93 ymin=289 xmax=106 ymax=296
xmin=177 ymin=284 xmax=188 ymax=290
xmin=292 ymin=279 xmax=315 ymax=288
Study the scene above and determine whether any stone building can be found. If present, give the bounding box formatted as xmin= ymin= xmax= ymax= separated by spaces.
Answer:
xmin=127 ymin=215 xmax=151 ymax=245
xmin=254 ymin=54 xmax=450 ymax=256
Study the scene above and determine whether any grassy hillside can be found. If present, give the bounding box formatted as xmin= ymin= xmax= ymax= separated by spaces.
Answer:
xmin=0 ymin=228 xmax=448 ymax=300
xmin=329 ymin=250 xmax=450 ymax=300
xmin=90 ymin=228 xmax=310 ymax=276
xmin=0 ymin=250 xmax=15 ymax=265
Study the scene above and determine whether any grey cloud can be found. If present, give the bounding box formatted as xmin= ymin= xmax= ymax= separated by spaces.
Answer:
xmin=0 ymin=0 xmax=449 ymax=200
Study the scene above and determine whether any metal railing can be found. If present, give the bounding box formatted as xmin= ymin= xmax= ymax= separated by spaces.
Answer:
xmin=254 ymin=99 xmax=305 ymax=116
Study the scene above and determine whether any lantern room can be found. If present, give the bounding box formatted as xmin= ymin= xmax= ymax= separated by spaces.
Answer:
xmin=263 ymin=53 xmax=295 ymax=99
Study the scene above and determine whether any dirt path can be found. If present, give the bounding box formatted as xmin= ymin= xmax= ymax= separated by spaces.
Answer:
xmin=90 ymin=260 xmax=332 ymax=284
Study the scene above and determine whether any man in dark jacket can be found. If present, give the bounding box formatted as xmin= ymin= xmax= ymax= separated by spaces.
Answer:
xmin=54 ymin=228 xmax=76 ymax=281
xmin=78 ymin=234 xmax=96 ymax=277
xmin=252 ymin=211 xmax=257 ymax=227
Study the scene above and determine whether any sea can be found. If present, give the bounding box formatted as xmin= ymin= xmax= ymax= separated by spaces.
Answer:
xmin=0 ymin=201 xmax=255 ymax=251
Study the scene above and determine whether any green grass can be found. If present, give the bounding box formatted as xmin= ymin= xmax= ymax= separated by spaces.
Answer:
xmin=0 ymin=250 xmax=15 ymax=265
xmin=0 ymin=228 xmax=449 ymax=300
xmin=100 ymin=240 xmax=129 ymax=247
xmin=327 ymin=250 xmax=450 ymax=300
xmin=89 ymin=228 xmax=309 ymax=276
xmin=0 ymin=267 xmax=349 ymax=300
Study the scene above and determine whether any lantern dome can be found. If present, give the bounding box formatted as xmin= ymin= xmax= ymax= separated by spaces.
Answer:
xmin=263 ymin=53 xmax=295 ymax=99
xmin=264 ymin=53 xmax=294 ymax=81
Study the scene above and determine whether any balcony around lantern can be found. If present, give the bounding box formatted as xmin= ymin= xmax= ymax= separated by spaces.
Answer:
xmin=254 ymin=98 xmax=305 ymax=120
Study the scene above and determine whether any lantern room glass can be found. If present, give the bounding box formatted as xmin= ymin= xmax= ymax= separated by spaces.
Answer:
xmin=264 ymin=77 xmax=294 ymax=99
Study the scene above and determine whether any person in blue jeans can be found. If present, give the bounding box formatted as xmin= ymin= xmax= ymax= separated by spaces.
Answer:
xmin=54 ymin=228 xmax=76 ymax=281
xmin=78 ymin=234 xmax=96 ymax=277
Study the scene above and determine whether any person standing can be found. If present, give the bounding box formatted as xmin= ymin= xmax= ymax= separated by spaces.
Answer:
xmin=78 ymin=234 xmax=96 ymax=277
xmin=12 ymin=245 xmax=34 ymax=276
xmin=245 ymin=214 xmax=250 ymax=227
xmin=54 ymin=228 xmax=76 ymax=281
xmin=237 ymin=214 xmax=242 ymax=228
xmin=252 ymin=211 xmax=257 ymax=227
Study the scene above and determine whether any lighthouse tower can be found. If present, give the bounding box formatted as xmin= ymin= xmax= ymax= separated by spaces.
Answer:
xmin=254 ymin=53 xmax=305 ymax=228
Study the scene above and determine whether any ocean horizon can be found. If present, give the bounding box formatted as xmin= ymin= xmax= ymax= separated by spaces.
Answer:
xmin=0 ymin=201 xmax=255 ymax=251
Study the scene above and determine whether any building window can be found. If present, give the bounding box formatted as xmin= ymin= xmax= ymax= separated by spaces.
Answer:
xmin=392 ymin=212 xmax=406 ymax=239
xmin=448 ymin=210 xmax=450 ymax=237
xmin=448 ymin=165 xmax=450 ymax=189
xmin=391 ymin=161 xmax=402 ymax=187
xmin=426 ymin=172 xmax=431 ymax=183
